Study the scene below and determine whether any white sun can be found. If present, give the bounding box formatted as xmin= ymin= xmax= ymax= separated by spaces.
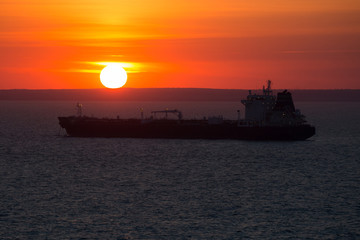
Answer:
xmin=100 ymin=64 xmax=127 ymax=88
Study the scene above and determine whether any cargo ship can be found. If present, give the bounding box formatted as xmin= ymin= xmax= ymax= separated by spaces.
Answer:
xmin=58 ymin=81 xmax=315 ymax=140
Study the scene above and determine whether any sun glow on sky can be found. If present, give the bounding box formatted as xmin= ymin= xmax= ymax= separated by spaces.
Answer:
xmin=0 ymin=0 xmax=360 ymax=89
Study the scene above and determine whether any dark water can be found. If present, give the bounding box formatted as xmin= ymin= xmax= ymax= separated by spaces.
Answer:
xmin=0 ymin=101 xmax=359 ymax=239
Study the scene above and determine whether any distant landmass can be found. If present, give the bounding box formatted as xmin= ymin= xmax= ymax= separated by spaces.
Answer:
xmin=0 ymin=88 xmax=359 ymax=102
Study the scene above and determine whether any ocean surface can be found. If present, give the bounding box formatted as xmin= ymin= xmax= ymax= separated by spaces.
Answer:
xmin=0 ymin=101 xmax=359 ymax=239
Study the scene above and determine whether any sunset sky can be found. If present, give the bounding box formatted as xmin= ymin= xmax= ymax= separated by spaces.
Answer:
xmin=1 ymin=0 xmax=359 ymax=89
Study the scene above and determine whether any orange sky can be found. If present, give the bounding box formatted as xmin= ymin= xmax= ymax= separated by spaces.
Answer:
xmin=1 ymin=0 xmax=360 ymax=89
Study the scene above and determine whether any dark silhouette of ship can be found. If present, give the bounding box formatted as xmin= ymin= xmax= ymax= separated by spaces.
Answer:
xmin=58 ymin=81 xmax=315 ymax=140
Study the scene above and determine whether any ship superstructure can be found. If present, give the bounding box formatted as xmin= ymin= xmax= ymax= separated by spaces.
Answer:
xmin=241 ymin=80 xmax=276 ymax=125
xmin=241 ymin=80 xmax=307 ymax=127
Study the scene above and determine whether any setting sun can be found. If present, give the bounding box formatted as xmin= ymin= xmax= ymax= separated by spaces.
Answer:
xmin=100 ymin=64 xmax=128 ymax=89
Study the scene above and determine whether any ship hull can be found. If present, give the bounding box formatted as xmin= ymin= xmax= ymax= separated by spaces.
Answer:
xmin=58 ymin=117 xmax=315 ymax=141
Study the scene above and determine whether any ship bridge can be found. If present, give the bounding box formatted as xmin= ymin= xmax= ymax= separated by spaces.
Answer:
xmin=241 ymin=80 xmax=276 ymax=123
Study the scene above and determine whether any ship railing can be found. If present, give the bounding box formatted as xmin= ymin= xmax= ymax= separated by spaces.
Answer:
xmin=237 ymin=120 xmax=260 ymax=127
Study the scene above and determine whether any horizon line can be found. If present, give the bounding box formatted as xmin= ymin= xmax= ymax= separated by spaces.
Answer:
xmin=1 ymin=87 xmax=360 ymax=91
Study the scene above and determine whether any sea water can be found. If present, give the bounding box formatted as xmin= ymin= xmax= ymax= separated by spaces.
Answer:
xmin=0 ymin=101 xmax=359 ymax=239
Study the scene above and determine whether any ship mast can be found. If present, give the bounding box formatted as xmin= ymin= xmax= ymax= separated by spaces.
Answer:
xmin=263 ymin=80 xmax=272 ymax=96
xmin=76 ymin=102 xmax=83 ymax=117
